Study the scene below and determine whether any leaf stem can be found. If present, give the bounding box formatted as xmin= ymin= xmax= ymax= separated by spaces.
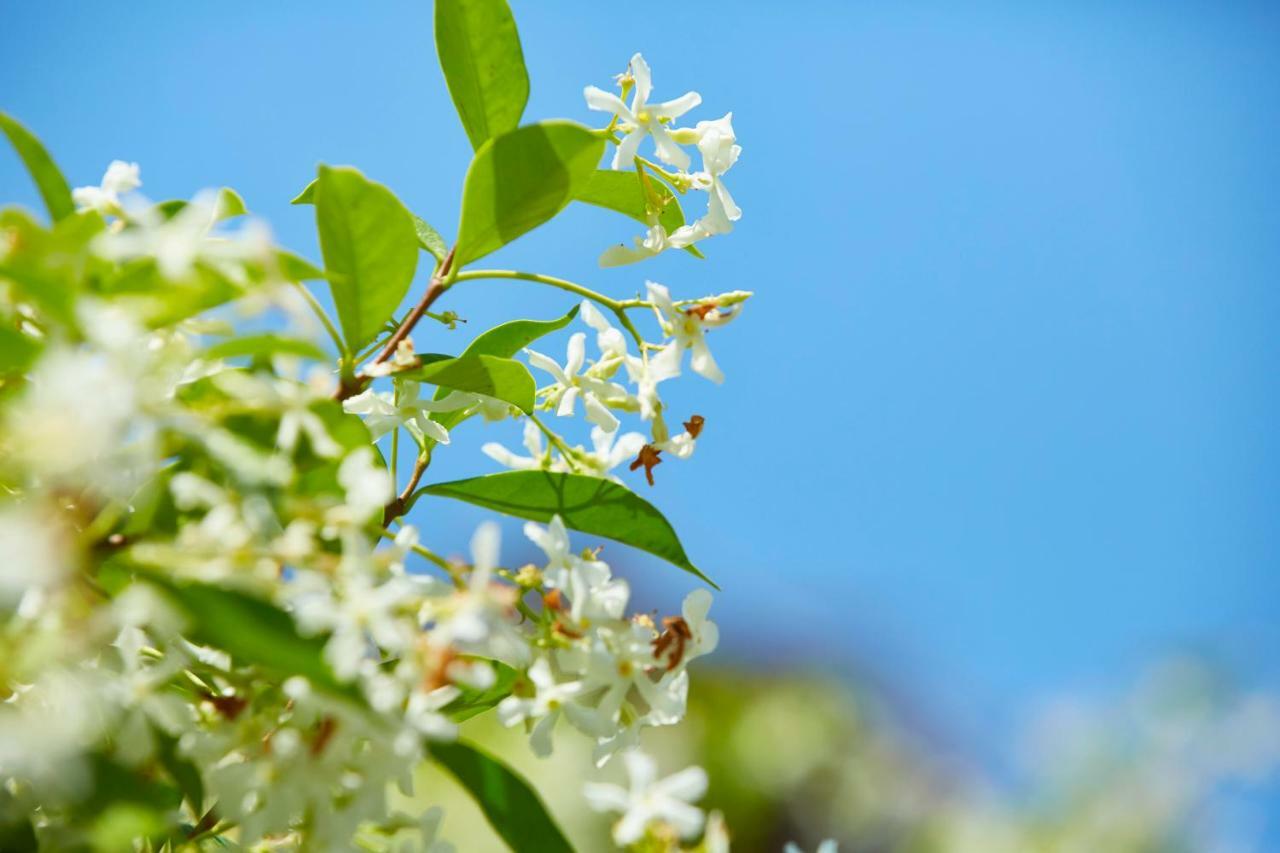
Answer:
xmin=451 ymin=269 xmax=647 ymax=347
xmin=527 ymin=413 xmax=581 ymax=472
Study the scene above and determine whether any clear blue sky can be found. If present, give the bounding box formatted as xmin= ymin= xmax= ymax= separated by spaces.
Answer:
xmin=4 ymin=0 xmax=1278 ymax=800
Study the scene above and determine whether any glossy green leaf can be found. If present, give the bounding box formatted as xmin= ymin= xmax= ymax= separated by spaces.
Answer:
xmin=420 ymin=471 xmax=713 ymax=585
xmin=290 ymin=179 xmax=316 ymax=205
xmin=204 ymin=333 xmax=328 ymax=362
xmin=443 ymin=660 xmax=518 ymax=722
xmin=455 ymin=121 xmax=605 ymax=266
xmin=430 ymin=740 xmax=574 ymax=853
xmin=314 ymin=165 xmax=419 ymax=352
xmin=435 ymin=0 xmax=529 ymax=150
xmin=142 ymin=573 xmax=360 ymax=702
xmin=404 ymin=354 xmax=535 ymax=414
xmin=296 ymin=178 xmax=448 ymax=260
xmin=276 ymin=250 xmax=325 ymax=282
xmin=0 ymin=111 xmax=75 ymax=222
xmin=424 ymin=306 xmax=579 ymax=444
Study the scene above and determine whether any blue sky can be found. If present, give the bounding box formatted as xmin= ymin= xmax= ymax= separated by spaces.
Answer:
xmin=4 ymin=0 xmax=1278 ymax=800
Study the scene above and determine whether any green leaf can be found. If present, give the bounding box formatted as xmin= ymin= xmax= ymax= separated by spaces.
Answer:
xmin=0 ymin=326 xmax=40 ymax=374
xmin=0 ymin=111 xmax=75 ymax=222
xmin=421 ymin=471 xmax=714 ymax=585
xmin=413 ymin=214 xmax=449 ymax=262
xmin=276 ymin=250 xmax=325 ymax=282
xmin=296 ymin=179 xmax=448 ymax=261
xmin=442 ymin=660 xmax=518 ymax=722
xmin=429 ymin=740 xmax=574 ymax=853
xmin=424 ymin=306 xmax=579 ymax=441
xmin=204 ymin=333 xmax=328 ymax=363
xmin=290 ymin=179 xmax=316 ymax=205
xmin=576 ymin=169 xmax=685 ymax=233
xmin=455 ymin=121 xmax=605 ymax=266
xmin=313 ymin=165 xmax=419 ymax=352
xmin=142 ymin=573 xmax=360 ymax=702
xmin=404 ymin=354 xmax=535 ymax=414
xmin=435 ymin=0 xmax=530 ymax=150
xmin=575 ymin=169 xmax=704 ymax=259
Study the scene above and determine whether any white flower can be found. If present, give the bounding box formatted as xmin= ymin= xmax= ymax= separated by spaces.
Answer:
xmin=579 ymin=426 xmax=648 ymax=481
xmin=343 ymin=382 xmax=476 ymax=446
xmin=583 ymin=750 xmax=708 ymax=844
xmin=496 ymin=657 xmax=607 ymax=757
xmin=337 ymin=448 xmax=393 ymax=523
xmin=624 ymin=341 xmax=682 ymax=422
xmin=524 ymin=515 xmax=629 ymax=621
xmin=72 ymin=160 xmax=141 ymax=214
xmin=648 ymin=281 xmax=725 ymax=383
xmin=526 ymin=333 xmax=628 ymax=432
xmin=579 ymin=300 xmax=629 ymax=358
xmin=599 ymin=220 xmax=709 ymax=268
xmin=482 ymin=419 xmax=557 ymax=472
xmin=94 ymin=190 xmax=271 ymax=280
xmin=0 ymin=506 xmax=70 ymax=608
xmin=679 ymin=589 xmax=719 ymax=665
xmin=585 ymin=54 xmax=702 ymax=171
xmin=427 ymin=523 xmax=529 ymax=666
xmin=686 ymin=113 xmax=742 ymax=235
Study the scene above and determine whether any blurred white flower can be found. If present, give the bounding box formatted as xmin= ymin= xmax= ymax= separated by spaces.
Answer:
xmin=583 ymin=749 xmax=708 ymax=844
xmin=72 ymin=159 xmax=141 ymax=214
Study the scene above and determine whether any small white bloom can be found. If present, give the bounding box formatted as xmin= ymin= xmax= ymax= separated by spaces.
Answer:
xmin=497 ymin=657 xmax=607 ymax=757
xmin=343 ymin=382 xmax=476 ymax=446
xmin=583 ymin=749 xmax=708 ymax=844
xmin=685 ymin=113 xmax=742 ymax=235
xmin=624 ymin=341 xmax=683 ymax=422
xmin=428 ymin=523 xmax=529 ymax=665
xmin=647 ymin=281 xmax=726 ymax=384
xmin=526 ymin=333 xmax=628 ymax=432
xmin=585 ymin=54 xmax=702 ymax=171
xmin=599 ymin=219 xmax=710 ymax=268
xmin=337 ymin=448 xmax=393 ymax=523
xmin=482 ymin=418 xmax=557 ymax=472
xmin=72 ymin=160 xmax=141 ymax=214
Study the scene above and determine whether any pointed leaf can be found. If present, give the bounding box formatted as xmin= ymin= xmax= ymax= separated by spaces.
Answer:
xmin=435 ymin=0 xmax=530 ymax=150
xmin=425 ymin=306 xmax=579 ymax=441
xmin=0 ymin=112 xmax=74 ymax=222
xmin=204 ymin=333 xmax=328 ymax=363
xmin=296 ymin=179 xmax=448 ymax=261
xmin=455 ymin=121 xmax=605 ymax=266
xmin=314 ymin=165 xmax=419 ymax=352
xmin=420 ymin=471 xmax=713 ymax=585
xmin=403 ymin=354 xmax=535 ymax=414
xmin=429 ymin=740 xmax=574 ymax=853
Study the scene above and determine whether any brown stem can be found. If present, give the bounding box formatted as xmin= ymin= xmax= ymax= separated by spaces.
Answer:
xmin=382 ymin=452 xmax=430 ymax=526
xmin=333 ymin=247 xmax=456 ymax=401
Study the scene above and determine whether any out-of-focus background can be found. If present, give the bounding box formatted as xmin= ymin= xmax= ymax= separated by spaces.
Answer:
xmin=5 ymin=1 xmax=1279 ymax=849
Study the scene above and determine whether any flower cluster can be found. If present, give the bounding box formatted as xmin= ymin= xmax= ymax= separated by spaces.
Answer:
xmin=586 ymin=54 xmax=744 ymax=267
xmin=1 ymin=32 xmax=748 ymax=850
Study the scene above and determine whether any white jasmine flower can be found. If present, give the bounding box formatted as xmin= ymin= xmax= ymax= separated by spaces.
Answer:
xmin=678 ymin=589 xmax=719 ymax=665
xmin=624 ymin=341 xmax=683 ymax=421
xmin=583 ymin=749 xmax=708 ymax=844
xmin=585 ymin=54 xmax=702 ymax=171
xmin=94 ymin=190 xmax=271 ymax=280
xmin=72 ymin=160 xmax=141 ymax=214
xmin=524 ymin=515 xmax=628 ymax=622
xmin=427 ymin=523 xmax=529 ymax=666
xmin=686 ymin=113 xmax=742 ymax=235
xmin=579 ymin=300 xmax=629 ymax=358
xmin=647 ymin=281 xmax=726 ymax=383
xmin=526 ymin=333 xmax=628 ymax=432
xmin=579 ymin=426 xmax=648 ymax=481
xmin=343 ymin=382 xmax=475 ymax=446
xmin=599 ymin=219 xmax=709 ymax=268
xmin=482 ymin=419 xmax=557 ymax=472
xmin=497 ymin=657 xmax=607 ymax=757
